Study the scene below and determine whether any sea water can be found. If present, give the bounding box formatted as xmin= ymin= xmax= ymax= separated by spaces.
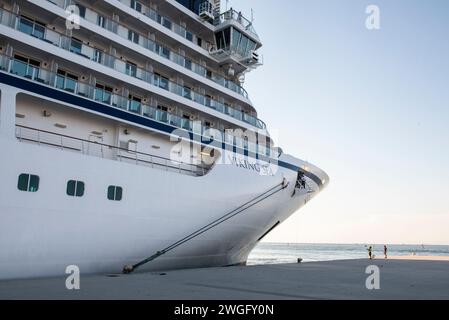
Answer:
xmin=247 ymin=243 xmax=449 ymax=265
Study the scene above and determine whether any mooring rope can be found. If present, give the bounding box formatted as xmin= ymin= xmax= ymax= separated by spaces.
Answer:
xmin=123 ymin=178 xmax=289 ymax=274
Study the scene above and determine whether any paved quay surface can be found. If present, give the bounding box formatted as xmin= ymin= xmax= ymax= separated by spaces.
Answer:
xmin=1 ymin=258 xmax=449 ymax=300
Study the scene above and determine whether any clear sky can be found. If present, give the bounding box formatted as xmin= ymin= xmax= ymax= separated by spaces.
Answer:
xmin=230 ymin=0 xmax=449 ymax=244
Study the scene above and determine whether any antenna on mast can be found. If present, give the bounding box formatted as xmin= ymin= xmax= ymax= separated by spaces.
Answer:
xmin=251 ymin=8 xmax=254 ymax=23
xmin=225 ymin=0 xmax=229 ymax=11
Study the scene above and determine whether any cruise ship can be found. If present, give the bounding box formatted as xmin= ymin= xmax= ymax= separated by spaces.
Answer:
xmin=0 ymin=0 xmax=328 ymax=280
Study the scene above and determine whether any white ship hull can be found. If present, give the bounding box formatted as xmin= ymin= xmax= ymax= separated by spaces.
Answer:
xmin=0 ymin=131 xmax=324 ymax=280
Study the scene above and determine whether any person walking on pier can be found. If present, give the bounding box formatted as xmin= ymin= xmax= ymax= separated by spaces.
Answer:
xmin=384 ymin=245 xmax=388 ymax=259
xmin=367 ymin=246 xmax=373 ymax=260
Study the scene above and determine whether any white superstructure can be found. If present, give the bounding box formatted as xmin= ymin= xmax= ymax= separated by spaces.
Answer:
xmin=0 ymin=0 xmax=328 ymax=280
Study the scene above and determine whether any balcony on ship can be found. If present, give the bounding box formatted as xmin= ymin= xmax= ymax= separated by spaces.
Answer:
xmin=0 ymin=7 xmax=266 ymax=130
xmin=29 ymin=0 xmax=250 ymax=101
xmin=0 ymin=53 xmax=274 ymax=159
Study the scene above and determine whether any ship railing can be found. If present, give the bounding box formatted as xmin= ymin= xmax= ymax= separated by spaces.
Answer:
xmin=15 ymin=125 xmax=210 ymax=176
xmin=40 ymin=0 xmax=250 ymax=100
xmin=1 ymin=53 xmax=272 ymax=157
xmin=0 ymin=54 xmax=232 ymax=137
xmin=216 ymin=9 xmax=259 ymax=40
xmin=210 ymin=47 xmax=264 ymax=70
xmin=115 ymin=0 xmax=212 ymax=51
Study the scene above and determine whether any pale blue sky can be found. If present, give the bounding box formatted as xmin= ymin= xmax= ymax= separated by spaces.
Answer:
xmin=232 ymin=0 xmax=449 ymax=244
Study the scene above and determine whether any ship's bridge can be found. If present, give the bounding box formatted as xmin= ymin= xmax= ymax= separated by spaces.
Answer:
xmin=206 ymin=7 xmax=263 ymax=75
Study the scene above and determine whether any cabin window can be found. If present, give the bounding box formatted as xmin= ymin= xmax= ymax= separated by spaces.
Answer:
xmin=160 ymin=16 xmax=172 ymax=30
xmin=128 ymin=30 xmax=140 ymax=44
xmin=95 ymin=83 xmax=113 ymax=104
xmin=108 ymin=186 xmax=123 ymax=201
xmin=56 ymin=69 xmax=78 ymax=93
xmin=131 ymin=0 xmax=142 ymax=12
xmin=18 ymin=16 xmax=46 ymax=39
xmin=128 ymin=94 xmax=142 ymax=113
xmin=205 ymin=95 xmax=213 ymax=108
xmin=97 ymin=15 xmax=105 ymax=28
xmin=17 ymin=174 xmax=40 ymax=192
xmin=182 ymin=114 xmax=192 ymax=130
xmin=154 ymin=73 xmax=169 ymax=90
xmin=224 ymin=103 xmax=233 ymax=116
xmin=206 ymin=70 xmax=212 ymax=79
xmin=160 ymin=46 xmax=170 ymax=59
xmin=70 ymin=37 xmax=83 ymax=55
xmin=126 ymin=61 xmax=138 ymax=78
xmin=18 ymin=16 xmax=35 ymax=36
xmin=183 ymin=86 xmax=192 ymax=100
xmin=156 ymin=105 xmax=169 ymax=122
xmin=24 ymin=16 xmax=45 ymax=35
xmin=93 ymin=49 xmax=103 ymax=63
xmin=67 ymin=180 xmax=85 ymax=197
xmin=12 ymin=54 xmax=40 ymax=79
xmin=184 ymin=58 xmax=192 ymax=70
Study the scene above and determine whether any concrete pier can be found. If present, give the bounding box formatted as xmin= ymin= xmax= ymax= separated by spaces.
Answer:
xmin=1 ymin=258 xmax=449 ymax=299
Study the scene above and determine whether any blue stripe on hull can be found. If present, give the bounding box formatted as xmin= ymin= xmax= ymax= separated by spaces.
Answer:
xmin=0 ymin=72 xmax=323 ymax=187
